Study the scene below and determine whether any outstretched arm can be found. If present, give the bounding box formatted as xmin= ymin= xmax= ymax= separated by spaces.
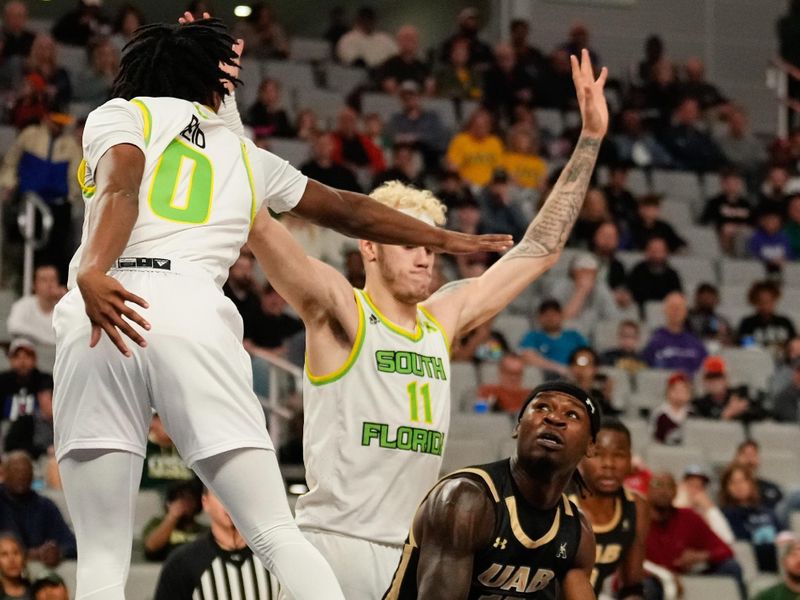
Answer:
xmin=561 ymin=512 xmax=598 ymax=600
xmin=423 ymin=49 xmax=608 ymax=338
xmin=413 ymin=478 xmax=496 ymax=598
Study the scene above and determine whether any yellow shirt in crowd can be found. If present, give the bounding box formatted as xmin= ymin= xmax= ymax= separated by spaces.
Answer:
xmin=446 ymin=132 xmax=504 ymax=187
xmin=501 ymin=151 xmax=548 ymax=190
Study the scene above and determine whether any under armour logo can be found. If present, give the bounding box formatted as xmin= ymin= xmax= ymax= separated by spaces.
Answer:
xmin=556 ymin=543 xmax=567 ymax=559
xmin=493 ymin=537 xmax=507 ymax=550
xmin=622 ymin=519 xmax=630 ymax=531
xmin=585 ymin=398 xmax=595 ymax=414
xmin=369 ymin=314 xmax=379 ymax=325
xmin=180 ymin=115 xmax=206 ymax=148
xmin=153 ymin=258 xmax=171 ymax=270
xmin=423 ymin=322 xmax=436 ymax=333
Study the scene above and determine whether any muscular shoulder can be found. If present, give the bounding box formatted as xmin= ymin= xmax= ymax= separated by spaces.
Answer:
xmin=417 ymin=476 xmax=496 ymax=550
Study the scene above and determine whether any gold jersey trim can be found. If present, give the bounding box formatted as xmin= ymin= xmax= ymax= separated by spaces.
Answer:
xmin=131 ymin=98 xmax=152 ymax=146
xmin=506 ymin=496 xmax=561 ymax=549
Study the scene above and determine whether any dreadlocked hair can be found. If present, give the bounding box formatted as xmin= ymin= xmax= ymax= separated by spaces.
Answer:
xmin=111 ymin=18 xmax=240 ymax=107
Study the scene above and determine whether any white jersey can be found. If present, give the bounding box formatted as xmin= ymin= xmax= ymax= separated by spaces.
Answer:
xmin=68 ymin=96 xmax=307 ymax=288
xmin=295 ymin=289 xmax=451 ymax=546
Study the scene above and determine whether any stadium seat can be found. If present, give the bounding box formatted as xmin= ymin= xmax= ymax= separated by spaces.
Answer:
xmin=681 ymin=576 xmax=740 ymax=599
xmin=749 ymin=422 xmax=800 ymax=451
xmin=625 ymin=169 xmax=651 ymax=197
xmin=263 ymin=60 xmax=317 ymax=95
xmin=267 ymin=138 xmax=310 ymax=168
xmin=36 ymin=343 xmax=56 ymax=373
xmin=440 ymin=438 xmax=498 ymax=474
xmin=290 ymin=37 xmax=331 ymax=62
xmin=643 ymin=300 xmax=665 ymax=329
xmin=600 ymin=366 xmax=632 ymax=411
xmin=758 ymin=451 xmax=800 ymax=489
xmin=424 ymin=97 xmax=459 ymax=131
xmin=504 ymin=284 xmax=536 ymax=315
xmin=669 ymin=256 xmax=716 ymax=290
xmin=781 ymin=263 xmax=800 ymax=286
xmin=325 ymin=64 xmax=367 ymax=94
xmin=126 ymin=562 xmax=163 ymax=600
xmin=634 ymin=369 xmax=673 ymax=397
xmin=459 ymin=99 xmax=480 ymax=124
xmin=646 ymin=445 xmax=705 ymax=479
xmin=719 ymin=258 xmax=765 ymax=286
xmin=133 ymin=490 xmax=164 ymax=539
xmin=449 ymin=412 xmax=515 ymax=439
xmin=628 ymin=391 xmax=660 ymax=415
xmin=718 ymin=346 xmax=774 ymax=391
xmin=533 ymin=108 xmax=563 ymax=137
xmin=0 ymin=125 xmax=18 ymax=154
xmin=748 ymin=574 xmax=781 ymax=598
xmin=683 ymin=225 xmax=721 ymax=258
xmin=682 ymin=419 xmax=746 ymax=456
xmin=702 ymin=172 xmax=722 ymax=198
xmin=652 ymin=169 xmax=703 ymax=203
xmin=450 ymin=362 xmax=479 ymax=411
xmin=0 ymin=289 xmax=19 ymax=344
xmin=236 ymin=58 xmax=266 ymax=113
xmin=592 ymin=319 xmax=621 ymax=352
xmin=362 ymin=92 xmax=399 ymax=123
xmin=493 ymin=314 xmax=531 ymax=349
xmin=732 ymin=540 xmax=759 ymax=584
xmin=477 ymin=362 xmax=542 ymax=390
xmin=792 ymin=512 xmax=800 ymax=536
xmin=659 ymin=198 xmax=695 ymax=227
xmin=615 ymin=250 xmax=644 ymax=272
xmin=620 ymin=417 xmax=649 ymax=455
xmin=296 ymin=88 xmax=346 ymax=128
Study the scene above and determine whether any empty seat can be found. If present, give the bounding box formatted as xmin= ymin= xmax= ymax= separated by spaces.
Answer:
xmin=296 ymin=88 xmax=346 ymax=128
xmin=133 ymin=490 xmax=164 ymax=537
xmin=625 ymin=169 xmax=651 ymax=197
xmin=325 ymin=63 xmax=367 ymax=94
xmin=719 ymin=258 xmax=765 ymax=286
xmin=732 ymin=540 xmax=759 ymax=584
xmin=749 ymin=422 xmax=800 ymax=451
xmin=670 ymin=256 xmax=716 ymax=289
xmin=0 ymin=289 xmax=19 ymax=343
xmin=440 ymin=438 xmax=498 ymax=474
xmin=36 ymin=343 xmax=56 ymax=373
xmin=290 ymin=37 xmax=330 ymax=62
xmin=681 ymin=576 xmax=740 ymax=599
xmin=493 ymin=314 xmax=531 ymax=349
xmin=646 ymin=445 xmax=705 ymax=479
xmin=592 ymin=319 xmax=621 ymax=353
xmin=0 ymin=126 xmax=18 ymax=155
xmin=620 ymin=417 xmax=649 ymax=455
xmin=759 ymin=450 xmax=800 ymax=489
xmin=682 ymin=419 xmax=746 ymax=456
xmin=424 ymin=97 xmax=458 ymax=130
xmin=652 ymin=169 xmax=703 ymax=202
xmin=267 ymin=138 xmax=310 ymax=168
xmin=601 ymin=366 xmax=632 ymax=410
xmin=683 ymin=225 xmax=721 ymax=259
xmin=236 ymin=58 xmax=266 ymax=112
xmin=362 ymin=92 xmax=400 ymax=123
xmin=449 ymin=412 xmax=515 ymax=438
xmin=660 ymin=198 xmax=695 ymax=227
xmin=450 ymin=362 xmax=479 ymax=411
xmin=263 ymin=60 xmax=317 ymax=94
xmin=533 ymin=108 xmax=563 ymax=136
xmin=643 ymin=300 xmax=665 ymax=329
xmin=40 ymin=488 xmax=71 ymax=527
xmin=719 ymin=346 xmax=774 ymax=391
xmin=629 ymin=391 xmax=660 ymax=416
xmin=635 ymin=369 xmax=674 ymax=396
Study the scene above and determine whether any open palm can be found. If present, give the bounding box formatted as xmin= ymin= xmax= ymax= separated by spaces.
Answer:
xmin=571 ymin=48 xmax=609 ymax=139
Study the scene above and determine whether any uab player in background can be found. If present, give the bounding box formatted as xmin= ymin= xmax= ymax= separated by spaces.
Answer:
xmin=248 ymin=49 xmax=609 ymax=599
xmin=573 ymin=419 xmax=649 ymax=599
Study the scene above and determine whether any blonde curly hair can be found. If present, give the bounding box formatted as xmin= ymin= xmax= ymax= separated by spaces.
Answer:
xmin=369 ymin=181 xmax=447 ymax=226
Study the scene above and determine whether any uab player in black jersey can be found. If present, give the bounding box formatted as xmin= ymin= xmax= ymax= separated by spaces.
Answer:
xmin=384 ymin=381 xmax=601 ymax=600
xmin=574 ymin=419 xmax=649 ymax=599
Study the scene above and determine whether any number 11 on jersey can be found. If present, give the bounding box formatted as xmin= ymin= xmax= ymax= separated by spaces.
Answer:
xmin=407 ymin=381 xmax=432 ymax=424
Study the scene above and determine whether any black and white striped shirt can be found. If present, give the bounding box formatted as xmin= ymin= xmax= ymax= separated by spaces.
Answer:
xmin=154 ymin=533 xmax=279 ymax=600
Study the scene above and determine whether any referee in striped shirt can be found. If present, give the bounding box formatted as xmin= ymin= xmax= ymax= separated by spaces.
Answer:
xmin=154 ymin=487 xmax=279 ymax=599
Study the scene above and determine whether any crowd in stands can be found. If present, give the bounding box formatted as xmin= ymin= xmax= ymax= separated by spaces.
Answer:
xmin=0 ymin=0 xmax=797 ymax=598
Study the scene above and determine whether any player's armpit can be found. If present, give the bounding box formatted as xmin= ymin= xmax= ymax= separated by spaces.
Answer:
xmin=414 ymin=478 xmax=496 ymax=598
xmin=560 ymin=512 xmax=597 ymax=600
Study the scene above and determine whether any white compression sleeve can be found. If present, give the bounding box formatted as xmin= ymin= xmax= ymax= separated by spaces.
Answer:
xmin=192 ymin=448 xmax=345 ymax=600
xmin=218 ymin=91 xmax=246 ymax=137
xmin=59 ymin=450 xmax=144 ymax=600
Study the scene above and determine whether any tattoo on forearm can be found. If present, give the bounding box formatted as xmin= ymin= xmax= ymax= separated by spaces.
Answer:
xmin=504 ymin=137 xmax=601 ymax=261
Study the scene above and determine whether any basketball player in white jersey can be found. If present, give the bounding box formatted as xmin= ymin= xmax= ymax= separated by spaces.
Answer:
xmin=245 ymin=49 xmax=609 ymax=598
xmin=53 ymin=19 xmax=509 ymax=600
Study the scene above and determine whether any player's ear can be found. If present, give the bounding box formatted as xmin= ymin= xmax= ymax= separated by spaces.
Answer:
xmin=359 ymin=239 xmax=377 ymax=263
xmin=585 ymin=440 xmax=596 ymax=459
xmin=511 ymin=422 xmax=519 ymax=439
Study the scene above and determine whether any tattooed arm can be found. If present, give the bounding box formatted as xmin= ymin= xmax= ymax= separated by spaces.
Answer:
xmin=423 ymin=50 xmax=609 ymax=342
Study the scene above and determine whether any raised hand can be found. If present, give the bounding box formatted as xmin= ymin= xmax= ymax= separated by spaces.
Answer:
xmin=178 ymin=11 xmax=244 ymax=92
xmin=570 ymin=48 xmax=609 ymax=139
xmin=436 ymin=232 xmax=514 ymax=255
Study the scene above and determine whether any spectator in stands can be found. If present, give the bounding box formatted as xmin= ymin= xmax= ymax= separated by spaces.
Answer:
xmin=482 ymin=42 xmax=535 ymax=124
xmin=612 ymin=108 xmax=673 ymax=168
xmin=438 ymin=7 xmax=493 ymax=68
xmin=331 ymin=106 xmax=386 ymax=175
xmin=451 ymin=315 xmax=510 ymax=364
xmin=8 ymin=72 xmax=48 ymax=130
xmin=602 ymin=165 xmax=638 ymax=234
xmin=591 ymin=221 xmax=631 ymax=308
xmin=567 ymin=346 xmax=619 ymax=415
xmin=646 ymin=471 xmax=746 ymax=599
xmin=509 ymin=18 xmax=547 ymax=81
xmin=676 ymin=464 xmax=736 ymax=545
xmin=643 ymin=291 xmax=707 ymax=374
xmin=679 ymin=58 xmax=728 ymax=111
xmin=247 ymin=283 xmax=304 ymax=356
xmin=222 ymin=251 xmax=260 ymax=341
xmin=386 ymin=80 xmax=448 ymax=171
xmin=446 ymin=107 xmax=503 ymax=187
xmin=433 ymin=36 xmax=483 ymax=101
xmin=476 ymin=352 xmax=530 ymax=413
xmin=779 ymin=0 xmax=800 ymax=122
xmin=233 ymin=2 xmax=289 ymax=60
xmin=651 ymin=372 xmax=693 ymax=444
xmin=1 ymin=2 xmax=34 ymax=60
xmin=501 ymin=124 xmax=547 ymax=191
xmin=0 ymin=532 xmax=31 ymax=599
xmin=600 ymin=320 xmax=647 ymax=373
xmin=245 ymin=79 xmax=294 ymax=139
xmin=71 ymin=36 xmax=118 ymax=107
xmin=638 ymin=34 xmax=664 ymax=83
xmin=300 ymin=132 xmax=361 ymax=192
xmin=687 ymin=282 xmax=733 ymax=346
xmin=519 ymin=299 xmax=587 ymax=378
xmin=31 ymin=573 xmax=68 ymax=600
xmin=628 ymin=236 xmax=683 ymax=308
xmin=23 ymin=34 xmax=71 ymax=111
xmin=377 ymin=25 xmax=433 ymax=95
xmin=0 ymin=451 xmax=75 ymax=567
xmin=753 ymin=536 xmax=800 ymax=600
xmin=143 ymin=479 xmax=207 ymax=562
xmin=294 ymin=108 xmax=320 ymax=143
xmin=643 ymin=59 xmax=681 ymax=124
xmin=154 ymin=487 xmax=279 ymax=600
xmin=662 ymin=97 xmax=726 ymax=172
xmin=760 ymin=165 xmax=797 ymax=213
xmin=721 ymin=466 xmax=781 ymax=573
xmin=631 ymin=194 xmax=687 ymax=252
xmin=438 ymin=169 xmax=477 ymax=211
xmin=0 ymin=106 xmax=82 ymax=282
xmin=748 ymin=206 xmax=794 ymax=269
xmin=372 ymin=141 xmax=424 ymax=189
xmin=476 ymin=168 xmax=527 ymax=242
xmin=549 ymin=252 xmax=620 ymax=336
xmin=701 ymin=169 xmax=754 ymax=256
xmin=770 ymin=356 xmax=800 ymax=424
xmin=7 ymin=265 xmax=60 ymax=346
xmin=364 ymin=112 xmax=391 ymax=158
xmin=336 ymin=6 xmax=396 ymax=69
xmin=769 ymin=336 xmax=800 ymax=399
xmin=140 ymin=413 xmax=194 ymax=493
xmin=537 ymin=49 xmax=577 ymax=111
xmin=0 ymin=338 xmax=54 ymax=458
xmin=784 ymin=195 xmax=800 ymax=257
xmin=570 ymin=187 xmax=611 ymax=248
xmin=693 ymin=356 xmax=763 ymax=422
xmin=715 ymin=107 xmax=768 ymax=183
xmin=733 ymin=440 xmax=784 ymax=510
xmin=52 ymin=0 xmax=109 ymax=47
xmin=110 ymin=4 xmax=145 ymax=53
xmin=324 ymin=6 xmax=349 ymax=56
xmin=738 ymin=281 xmax=797 ymax=359
xmin=558 ymin=23 xmax=600 ymax=66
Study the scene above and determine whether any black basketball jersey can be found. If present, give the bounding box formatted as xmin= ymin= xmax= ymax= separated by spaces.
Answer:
xmin=570 ymin=487 xmax=638 ymax=595
xmin=384 ymin=459 xmax=584 ymax=599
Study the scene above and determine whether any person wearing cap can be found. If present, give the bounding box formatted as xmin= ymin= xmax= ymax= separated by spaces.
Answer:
xmin=446 ymin=107 xmax=504 ymax=187
xmin=438 ymin=6 xmax=493 ymax=69
xmin=335 ymin=6 xmax=397 ymax=68
xmin=550 ymin=251 xmax=620 ymax=337
xmin=377 ymin=25 xmax=433 ymax=95
xmin=676 ymin=464 xmax=736 ymax=545
xmin=0 ymin=338 xmax=53 ymax=458
xmin=752 ymin=535 xmax=800 ymax=600
xmin=386 ymin=80 xmax=448 ymax=171
xmin=650 ymin=372 xmax=693 ymax=445
xmin=31 ymin=573 xmax=68 ymax=600
xmin=385 ymin=382 xmax=600 ymax=597
xmin=519 ymin=299 xmax=589 ymax=378
xmin=477 ymin=167 xmax=527 ymax=241
xmin=642 ymin=292 xmax=707 ymax=374
xmin=692 ymin=356 xmax=764 ymax=422
xmin=249 ymin=50 xmax=609 ymax=598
